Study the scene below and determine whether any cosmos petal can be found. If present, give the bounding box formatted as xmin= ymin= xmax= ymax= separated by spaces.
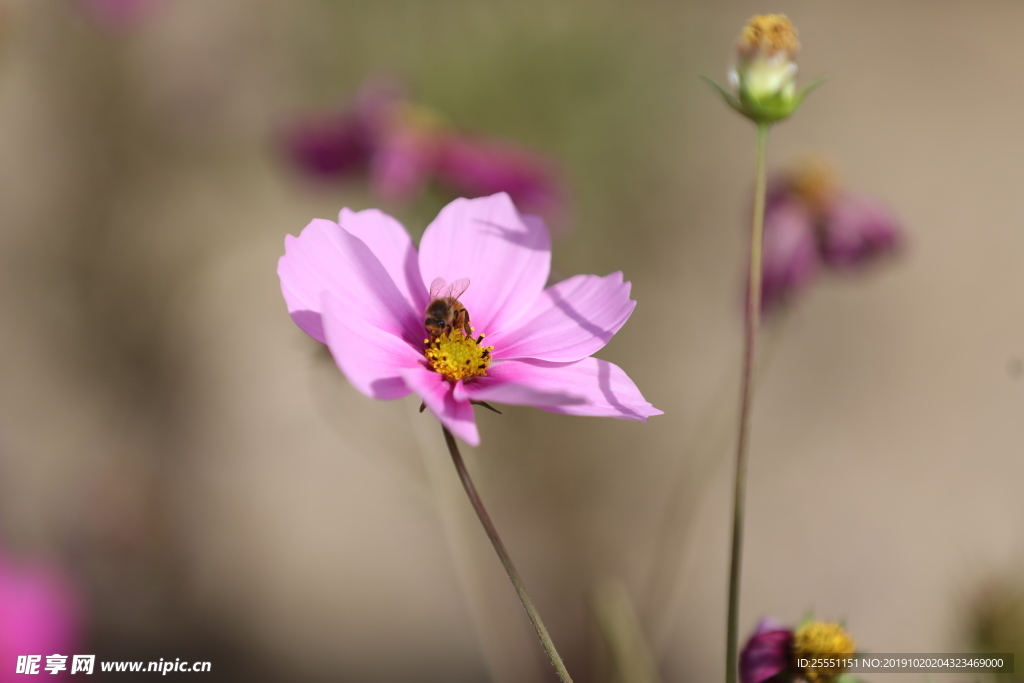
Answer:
xmin=433 ymin=135 xmax=564 ymax=215
xmin=321 ymin=294 xmax=422 ymax=400
xmin=759 ymin=197 xmax=818 ymax=313
xmin=339 ymin=207 xmax=428 ymax=311
xmin=279 ymin=217 xmax=423 ymax=345
xmin=0 ymin=555 xmax=81 ymax=667
xmin=740 ymin=623 xmax=793 ymax=683
xmin=477 ymin=358 xmax=661 ymax=420
xmin=401 ymin=366 xmax=480 ymax=446
xmin=417 ymin=193 xmax=551 ymax=336
xmin=454 ymin=374 xmax=585 ymax=407
xmin=820 ymin=193 xmax=902 ymax=268
xmin=487 ymin=272 xmax=636 ymax=362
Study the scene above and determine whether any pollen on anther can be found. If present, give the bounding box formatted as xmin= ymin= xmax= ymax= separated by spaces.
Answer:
xmin=739 ymin=14 xmax=799 ymax=58
xmin=424 ymin=328 xmax=494 ymax=382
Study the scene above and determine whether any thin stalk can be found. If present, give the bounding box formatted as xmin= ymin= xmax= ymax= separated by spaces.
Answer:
xmin=725 ymin=121 xmax=770 ymax=683
xmin=441 ymin=427 xmax=574 ymax=683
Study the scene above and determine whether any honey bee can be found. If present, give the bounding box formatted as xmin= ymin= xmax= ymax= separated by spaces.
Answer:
xmin=424 ymin=277 xmax=472 ymax=339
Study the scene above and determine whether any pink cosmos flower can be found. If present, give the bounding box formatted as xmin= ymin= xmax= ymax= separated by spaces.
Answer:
xmin=278 ymin=192 xmax=660 ymax=445
xmin=0 ymin=553 xmax=80 ymax=681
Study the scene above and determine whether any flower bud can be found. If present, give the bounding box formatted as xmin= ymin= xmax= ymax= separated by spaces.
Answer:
xmin=705 ymin=15 xmax=821 ymax=125
xmin=731 ymin=15 xmax=799 ymax=114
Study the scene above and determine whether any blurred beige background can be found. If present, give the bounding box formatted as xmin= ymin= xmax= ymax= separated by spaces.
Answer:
xmin=0 ymin=0 xmax=1021 ymax=681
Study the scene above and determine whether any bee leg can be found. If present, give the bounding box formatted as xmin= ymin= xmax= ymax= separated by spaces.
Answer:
xmin=470 ymin=400 xmax=502 ymax=415
xmin=418 ymin=402 xmax=426 ymax=413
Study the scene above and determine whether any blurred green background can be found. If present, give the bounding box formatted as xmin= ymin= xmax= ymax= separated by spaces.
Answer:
xmin=0 ymin=0 xmax=1022 ymax=681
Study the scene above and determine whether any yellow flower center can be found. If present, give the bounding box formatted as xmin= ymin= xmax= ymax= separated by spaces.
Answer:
xmin=396 ymin=102 xmax=449 ymax=134
xmin=739 ymin=14 xmax=800 ymax=58
xmin=424 ymin=329 xmax=494 ymax=382
xmin=791 ymin=157 xmax=839 ymax=214
xmin=792 ymin=621 xmax=857 ymax=683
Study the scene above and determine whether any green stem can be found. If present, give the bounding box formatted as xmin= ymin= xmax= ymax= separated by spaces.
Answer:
xmin=726 ymin=121 xmax=770 ymax=683
xmin=441 ymin=427 xmax=574 ymax=683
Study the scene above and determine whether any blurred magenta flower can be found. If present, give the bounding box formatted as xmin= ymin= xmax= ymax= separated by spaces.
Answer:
xmin=740 ymin=618 xmax=793 ymax=683
xmin=278 ymin=192 xmax=659 ymax=445
xmin=819 ymin=194 xmax=902 ymax=268
xmin=740 ymin=618 xmax=857 ymax=683
xmin=285 ymin=79 xmax=402 ymax=181
xmin=74 ymin=0 xmax=161 ymax=30
xmin=433 ymin=135 xmax=562 ymax=216
xmin=757 ymin=158 xmax=903 ymax=314
xmin=0 ymin=553 xmax=80 ymax=681
xmin=282 ymin=79 xmax=565 ymax=219
xmin=760 ymin=196 xmax=818 ymax=313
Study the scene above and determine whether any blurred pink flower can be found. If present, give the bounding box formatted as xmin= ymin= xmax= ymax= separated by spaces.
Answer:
xmin=0 ymin=553 xmax=80 ymax=681
xmin=819 ymin=194 xmax=902 ymax=268
xmin=760 ymin=195 xmax=818 ymax=313
xmin=739 ymin=618 xmax=793 ymax=683
xmin=757 ymin=159 xmax=903 ymax=314
xmin=74 ymin=0 xmax=162 ymax=30
xmin=278 ymin=192 xmax=660 ymax=445
xmin=284 ymin=80 xmax=402 ymax=180
xmin=434 ymin=135 xmax=562 ymax=217
xmin=282 ymin=80 xmax=565 ymax=218
xmin=370 ymin=123 xmax=441 ymax=202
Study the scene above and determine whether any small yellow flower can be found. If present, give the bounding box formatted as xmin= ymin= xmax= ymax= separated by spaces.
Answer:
xmin=731 ymin=15 xmax=799 ymax=116
xmin=790 ymin=157 xmax=839 ymax=214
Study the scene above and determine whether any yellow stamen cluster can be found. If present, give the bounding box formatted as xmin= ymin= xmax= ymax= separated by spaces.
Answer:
xmin=397 ymin=102 xmax=448 ymax=134
xmin=424 ymin=329 xmax=494 ymax=382
xmin=739 ymin=14 xmax=800 ymax=59
xmin=792 ymin=621 xmax=857 ymax=683
xmin=791 ymin=157 xmax=839 ymax=213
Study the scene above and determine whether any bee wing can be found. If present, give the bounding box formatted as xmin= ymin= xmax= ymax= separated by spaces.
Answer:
xmin=428 ymin=277 xmax=448 ymax=301
xmin=445 ymin=277 xmax=471 ymax=301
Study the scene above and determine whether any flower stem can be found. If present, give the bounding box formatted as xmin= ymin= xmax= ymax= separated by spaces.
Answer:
xmin=726 ymin=121 xmax=770 ymax=683
xmin=441 ymin=427 xmax=574 ymax=683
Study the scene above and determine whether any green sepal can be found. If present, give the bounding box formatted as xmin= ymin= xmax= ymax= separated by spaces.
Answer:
xmin=700 ymin=74 xmax=827 ymax=125
xmin=797 ymin=609 xmax=816 ymax=629
xmin=796 ymin=76 xmax=828 ymax=104
xmin=700 ymin=75 xmax=745 ymax=114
